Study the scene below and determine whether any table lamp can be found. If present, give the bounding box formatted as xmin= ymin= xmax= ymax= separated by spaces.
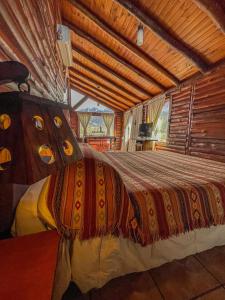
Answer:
xmin=0 ymin=61 xmax=82 ymax=184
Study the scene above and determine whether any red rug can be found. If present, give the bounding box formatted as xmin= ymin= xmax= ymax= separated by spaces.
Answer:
xmin=0 ymin=231 xmax=60 ymax=300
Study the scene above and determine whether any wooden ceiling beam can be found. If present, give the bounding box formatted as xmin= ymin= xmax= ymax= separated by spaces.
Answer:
xmin=72 ymin=46 xmax=152 ymax=99
xmin=65 ymin=21 xmax=166 ymax=91
xmin=114 ymin=0 xmax=210 ymax=73
xmin=72 ymin=95 xmax=88 ymax=110
xmin=72 ymin=58 xmax=142 ymax=103
xmin=70 ymin=78 xmax=129 ymax=110
xmin=71 ymin=78 xmax=130 ymax=110
xmin=70 ymin=68 xmax=135 ymax=106
xmin=71 ymin=74 xmax=131 ymax=109
xmin=70 ymin=84 xmax=124 ymax=111
xmin=193 ymin=0 xmax=225 ymax=35
xmin=67 ymin=0 xmax=179 ymax=86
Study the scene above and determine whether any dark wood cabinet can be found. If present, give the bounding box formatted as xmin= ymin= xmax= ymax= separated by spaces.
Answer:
xmin=0 ymin=184 xmax=28 ymax=238
xmin=0 ymin=92 xmax=82 ymax=184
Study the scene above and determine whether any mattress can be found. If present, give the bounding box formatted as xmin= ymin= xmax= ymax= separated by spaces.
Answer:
xmin=12 ymin=177 xmax=225 ymax=293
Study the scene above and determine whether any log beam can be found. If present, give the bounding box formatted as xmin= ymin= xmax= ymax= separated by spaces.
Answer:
xmin=73 ymin=95 xmax=88 ymax=110
xmin=70 ymin=78 xmax=129 ymax=110
xmin=71 ymin=78 xmax=130 ymax=110
xmin=70 ymin=68 xmax=135 ymax=106
xmin=70 ymin=84 xmax=124 ymax=111
xmin=72 ymin=59 xmax=141 ymax=103
xmin=71 ymin=74 xmax=131 ymax=109
xmin=114 ymin=0 xmax=210 ymax=73
xmin=65 ymin=21 xmax=166 ymax=91
xmin=67 ymin=0 xmax=179 ymax=86
xmin=72 ymin=46 xmax=152 ymax=99
xmin=193 ymin=0 xmax=225 ymax=35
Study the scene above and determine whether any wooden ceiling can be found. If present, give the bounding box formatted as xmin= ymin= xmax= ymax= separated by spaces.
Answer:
xmin=61 ymin=0 xmax=225 ymax=111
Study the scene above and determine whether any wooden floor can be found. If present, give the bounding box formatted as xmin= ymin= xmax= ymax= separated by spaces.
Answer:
xmin=63 ymin=244 xmax=225 ymax=300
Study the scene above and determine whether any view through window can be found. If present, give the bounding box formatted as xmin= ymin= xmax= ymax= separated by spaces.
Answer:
xmin=80 ymin=115 xmax=114 ymax=137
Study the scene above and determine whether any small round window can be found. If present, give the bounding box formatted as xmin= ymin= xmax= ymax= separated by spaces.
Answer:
xmin=54 ymin=116 xmax=62 ymax=128
xmin=38 ymin=145 xmax=55 ymax=164
xmin=63 ymin=140 xmax=73 ymax=156
xmin=0 ymin=114 xmax=11 ymax=130
xmin=0 ymin=147 xmax=12 ymax=170
xmin=33 ymin=116 xmax=44 ymax=130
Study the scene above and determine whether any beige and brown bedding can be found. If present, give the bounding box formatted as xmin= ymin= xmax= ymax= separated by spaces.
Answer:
xmin=45 ymin=144 xmax=225 ymax=246
xmin=12 ymin=146 xmax=225 ymax=292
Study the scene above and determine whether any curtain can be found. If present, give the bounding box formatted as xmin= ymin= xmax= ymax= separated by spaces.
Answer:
xmin=121 ymin=110 xmax=131 ymax=151
xmin=128 ymin=104 xmax=143 ymax=151
xmin=146 ymin=95 xmax=165 ymax=131
xmin=77 ymin=112 xmax=91 ymax=136
xmin=102 ymin=113 xmax=114 ymax=136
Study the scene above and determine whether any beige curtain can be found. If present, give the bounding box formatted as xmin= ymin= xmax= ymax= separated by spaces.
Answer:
xmin=146 ymin=95 xmax=165 ymax=131
xmin=121 ymin=110 xmax=131 ymax=151
xmin=102 ymin=113 xmax=114 ymax=136
xmin=128 ymin=105 xmax=143 ymax=151
xmin=78 ymin=112 xmax=91 ymax=136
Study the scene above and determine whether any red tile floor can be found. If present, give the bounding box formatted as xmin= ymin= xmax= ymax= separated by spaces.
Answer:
xmin=63 ymin=244 xmax=225 ymax=300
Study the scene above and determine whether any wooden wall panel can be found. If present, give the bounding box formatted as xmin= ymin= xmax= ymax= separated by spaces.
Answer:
xmin=113 ymin=112 xmax=123 ymax=150
xmin=188 ymin=68 xmax=225 ymax=162
xmin=70 ymin=110 xmax=79 ymax=137
xmin=0 ymin=0 xmax=66 ymax=101
xmin=164 ymin=66 xmax=225 ymax=162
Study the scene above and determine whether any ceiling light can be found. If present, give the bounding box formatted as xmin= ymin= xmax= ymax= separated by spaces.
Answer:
xmin=137 ymin=24 xmax=144 ymax=47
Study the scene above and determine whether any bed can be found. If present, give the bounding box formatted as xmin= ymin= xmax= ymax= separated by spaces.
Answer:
xmin=12 ymin=145 xmax=225 ymax=293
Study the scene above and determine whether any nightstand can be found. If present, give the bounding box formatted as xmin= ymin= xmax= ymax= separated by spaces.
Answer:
xmin=136 ymin=138 xmax=158 ymax=151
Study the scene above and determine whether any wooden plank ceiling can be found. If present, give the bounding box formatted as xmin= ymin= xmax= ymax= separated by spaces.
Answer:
xmin=61 ymin=0 xmax=225 ymax=111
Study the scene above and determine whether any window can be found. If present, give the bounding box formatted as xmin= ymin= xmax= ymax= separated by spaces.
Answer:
xmin=80 ymin=115 xmax=114 ymax=137
xmin=152 ymin=100 xmax=170 ymax=142
xmin=77 ymin=99 xmax=113 ymax=113
xmin=71 ymin=90 xmax=85 ymax=107
xmin=76 ymin=98 xmax=114 ymax=138
xmin=124 ymin=114 xmax=133 ymax=146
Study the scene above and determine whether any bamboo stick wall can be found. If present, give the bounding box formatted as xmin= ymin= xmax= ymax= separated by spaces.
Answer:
xmin=157 ymin=65 xmax=225 ymax=162
xmin=0 ymin=0 xmax=66 ymax=101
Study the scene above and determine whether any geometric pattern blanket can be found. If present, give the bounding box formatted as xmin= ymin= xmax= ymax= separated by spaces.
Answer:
xmin=46 ymin=144 xmax=225 ymax=245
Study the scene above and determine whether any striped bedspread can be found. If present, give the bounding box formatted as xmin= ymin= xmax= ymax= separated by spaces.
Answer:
xmin=46 ymin=144 xmax=225 ymax=245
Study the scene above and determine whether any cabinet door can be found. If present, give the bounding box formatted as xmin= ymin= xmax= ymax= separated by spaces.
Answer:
xmin=0 ymin=184 xmax=13 ymax=235
xmin=143 ymin=141 xmax=153 ymax=151
xmin=0 ymin=184 xmax=28 ymax=237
